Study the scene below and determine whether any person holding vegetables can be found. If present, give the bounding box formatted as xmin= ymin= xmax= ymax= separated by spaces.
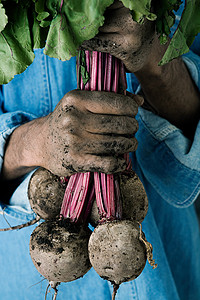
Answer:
xmin=0 ymin=1 xmax=200 ymax=299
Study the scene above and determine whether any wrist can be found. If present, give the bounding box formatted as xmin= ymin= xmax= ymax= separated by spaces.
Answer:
xmin=134 ymin=37 xmax=169 ymax=79
xmin=2 ymin=116 xmax=48 ymax=180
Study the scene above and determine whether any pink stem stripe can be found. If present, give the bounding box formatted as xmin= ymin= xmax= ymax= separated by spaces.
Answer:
xmin=69 ymin=173 xmax=85 ymax=216
xmin=70 ymin=172 xmax=90 ymax=223
xmin=91 ymin=51 xmax=98 ymax=91
xmin=80 ymin=76 xmax=84 ymax=90
xmin=120 ymin=61 xmax=127 ymax=94
xmin=105 ymin=54 xmax=112 ymax=92
xmin=60 ymin=173 xmax=81 ymax=218
xmin=94 ymin=172 xmax=106 ymax=218
xmin=106 ymin=174 xmax=115 ymax=218
xmin=103 ymin=53 xmax=108 ymax=91
xmin=59 ymin=0 xmax=63 ymax=12
xmin=100 ymin=173 xmax=108 ymax=211
xmin=98 ymin=52 xmax=102 ymax=91
xmin=85 ymin=50 xmax=91 ymax=91
xmin=112 ymin=57 xmax=119 ymax=93
xmin=83 ymin=184 xmax=95 ymax=222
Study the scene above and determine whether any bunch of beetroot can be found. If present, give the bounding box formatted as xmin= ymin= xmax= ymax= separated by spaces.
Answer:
xmin=28 ymin=51 xmax=157 ymax=299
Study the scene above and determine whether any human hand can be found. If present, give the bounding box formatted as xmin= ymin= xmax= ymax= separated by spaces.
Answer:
xmin=40 ymin=89 xmax=142 ymax=177
xmin=81 ymin=0 xmax=157 ymax=73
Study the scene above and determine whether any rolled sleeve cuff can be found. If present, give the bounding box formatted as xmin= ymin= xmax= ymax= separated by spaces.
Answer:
xmin=0 ymin=111 xmax=37 ymax=173
xmin=0 ymin=111 xmax=37 ymax=214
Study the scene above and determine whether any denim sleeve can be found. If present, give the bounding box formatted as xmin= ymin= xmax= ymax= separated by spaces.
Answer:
xmin=0 ymin=89 xmax=37 ymax=212
xmin=133 ymin=50 xmax=200 ymax=208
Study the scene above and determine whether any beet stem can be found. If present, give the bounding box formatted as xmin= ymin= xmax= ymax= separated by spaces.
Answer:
xmin=85 ymin=50 xmax=91 ymax=90
xmin=98 ymin=52 xmax=102 ymax=91
xmin=60 ymin=173 xmax=81 ymax=218
xmin=112 ymin=57 xmax=119 ymax=93
xmin=105 ymin=54 xmax=112 ymax=92
xmin=103 ymin=53 xmax=108 ymax=91
xmin=94 ymin=172 xmax=106 ymax=218
xmin=61 ymin=50 xmax=129 ymax=223
xmin=120 ymin=61 xmax=127 ymax=94
xmin=82 ymin=184 xmax=95 ymax=221
xmin=106 ymin=174 xmax=115 ymax=218
xmin=100 ymin=173 xmax=108 ymax=211
xmin=91 ymin=51 xmax=98 ymax=91
xmin=70 ymin=172 xmax=90 ymax=222
xmin=68 ymin=173 xmax=85 ymax=218
xmin=114 ymin=178 xmax=122 ymax=219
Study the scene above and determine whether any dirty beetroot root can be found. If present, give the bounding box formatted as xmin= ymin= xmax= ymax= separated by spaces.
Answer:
xmin=121 ymin=173 xmax=148 ymax=223
xmin=28 ymin=167 xmax=66 ymax=220
xmin=88 ymin=220 xmax=146 ymax=286
xmin=0 ymin=168 xmax=66 ymax=232
xmin=29 ymin=220 xmax=91 ymax=283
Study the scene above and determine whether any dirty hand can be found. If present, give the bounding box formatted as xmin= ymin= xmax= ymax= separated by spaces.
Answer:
xmin=81 ymin=0 xmax=156 ymax=73
xmin=40 ymin=90 xmax=142 ymax=177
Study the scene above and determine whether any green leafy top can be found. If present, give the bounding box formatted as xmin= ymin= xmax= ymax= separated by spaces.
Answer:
xmin=0 ymin=0 xmax=199 ymax=84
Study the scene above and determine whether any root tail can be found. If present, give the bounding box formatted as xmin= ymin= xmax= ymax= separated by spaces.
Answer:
xmin=0 ymin=215 xmax=40 ymax=231
xmin=112 ymin=284 xmax=119 ymax=300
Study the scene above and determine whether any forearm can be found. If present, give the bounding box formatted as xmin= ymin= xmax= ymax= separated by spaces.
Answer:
xmin=1 ymin=117 xmax=46 ymax=181
xmin=134 ymin=39 xmax=200 ymax=139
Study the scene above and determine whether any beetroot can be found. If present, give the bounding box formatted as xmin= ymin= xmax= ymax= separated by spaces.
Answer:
xmin=29 ymin=220 xmax=91 ymax=282
xmin=121 ymin=173 xmax=148 ymax=223
xmin=28 ymin=168 xmax=66 ymax=220
xmin=88 ymin=220 xmax=147 ymax=286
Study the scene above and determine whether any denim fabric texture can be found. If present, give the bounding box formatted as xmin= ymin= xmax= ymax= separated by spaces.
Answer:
xmin=0 ymin=21 xmax=200 ymax=300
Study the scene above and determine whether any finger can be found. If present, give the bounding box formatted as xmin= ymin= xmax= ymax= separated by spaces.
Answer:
xmin=73 ymin=90 xmax=139 ymax=116
xmin=81 ymin=33 xmax=143 ymax=62
xmin=85 ymin=114 xmax=139 ymax=135
xmin=126 ymin=92 xmax=144 ymax=106
xmin=100 ymin=6 xmax=136 ymax=34
xmin=76 ymin=154 xmax=127 ymax=174
xmin=81 ymin=33 xmax=128 ymax=55
xmin=80 ymin=135 xmax=138 ymax=155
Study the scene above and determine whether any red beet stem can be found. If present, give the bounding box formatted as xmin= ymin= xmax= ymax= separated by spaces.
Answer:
xmin=101 ymin=173 xmax=108 ymax=211
xmin=60 ymin=50 xmax=129 ymax=224
xmin=70 ymin=172 xmax=90 ymax=223
xmin=60 ymin=173 xmax=81 ymax=218
xmin=83 ymin=184 xmax=95 ymax=221
xmin=85 ymin=50 xmax=91 ymax=91
xmin=120 ymin=61 xmax=127 ymax=94
xmin=98 ymin=52 xmax=103 ymax=91
xmin=94 ymin=172 xmax=107 ymax=218
xmin=106 ymin=174 xmax=115 ymax=218
xmin=114 ymin=178 xmax=122 ymax=219
xmin=91 ymin=51 xmax=98 ymax=91
xmin=112 ymin=57 xmax=119 ymax=93
xmin=105 ymin=54 xmax=112 ymax=92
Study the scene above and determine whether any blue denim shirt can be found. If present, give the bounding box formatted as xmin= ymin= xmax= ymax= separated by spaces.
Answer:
xmin=0 ymin=29 xmax=200 ymax=300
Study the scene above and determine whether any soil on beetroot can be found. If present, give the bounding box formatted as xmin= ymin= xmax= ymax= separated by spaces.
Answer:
xmin=120 ymin=173 xmax=148 ymax=222
xmin=30 ymin=220 xmax=92 ymax=282
xmin=28 ymin=168 xmax=66 ymax=219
